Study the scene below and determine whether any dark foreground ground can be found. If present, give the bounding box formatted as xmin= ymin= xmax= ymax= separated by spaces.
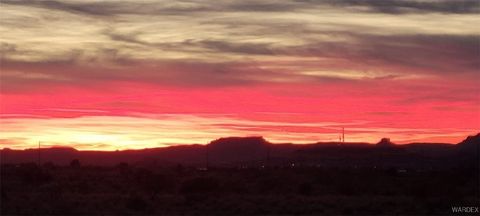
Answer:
xmin=1 ymin=163 xmax=478 ymax=215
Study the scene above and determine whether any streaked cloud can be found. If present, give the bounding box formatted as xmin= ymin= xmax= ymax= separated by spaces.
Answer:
xmin=0 ymin=0 xmax=478 ymax=149
xmin=320 ymin=0 xmax=480 ymax=14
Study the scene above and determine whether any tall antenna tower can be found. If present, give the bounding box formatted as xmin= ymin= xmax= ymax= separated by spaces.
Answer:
xmin=342 ymin=127 xmax=345 ymax=143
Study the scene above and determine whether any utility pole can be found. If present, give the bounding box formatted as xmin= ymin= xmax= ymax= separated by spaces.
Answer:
xmin=477 ymin=138 xmax=479 ymax=202
xmin=205 ymin=144 xmax=209 ymax=170
xmin=38 ymin=141 xmax=41 ymax=166
xmin=266 ymin=144 xmax=271 ymax=168
xmin=342 ymin=127 xmax=345 ymax=143
xmin=0 ymin=148 xmax=4 ymax=165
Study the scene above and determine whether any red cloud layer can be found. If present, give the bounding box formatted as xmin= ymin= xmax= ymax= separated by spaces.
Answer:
xmin=1 ymin=79 xmax=478 ymax=150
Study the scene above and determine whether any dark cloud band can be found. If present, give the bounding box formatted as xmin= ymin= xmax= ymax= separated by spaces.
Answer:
xmin=2 ymin=0 xmax=479 ymax=16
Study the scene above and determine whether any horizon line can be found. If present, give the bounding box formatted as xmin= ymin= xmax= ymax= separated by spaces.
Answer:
xmin=2 ymin=133 xmax=476 ymax=152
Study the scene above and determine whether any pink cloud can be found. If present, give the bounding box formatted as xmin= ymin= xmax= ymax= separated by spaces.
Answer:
xmin=1 ymin=78 xmax=478 ymax=150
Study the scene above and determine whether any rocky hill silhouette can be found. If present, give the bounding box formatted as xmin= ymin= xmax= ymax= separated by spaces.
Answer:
xmin=458 ymin=133 xmax=480 ymax=146
xmin=376 ymin=138 xmax=395 ymax=147
xmin=208 ymin=136 xmax=270 ymax=166
xmin=456 ymin=133 xmax=480 ymax=161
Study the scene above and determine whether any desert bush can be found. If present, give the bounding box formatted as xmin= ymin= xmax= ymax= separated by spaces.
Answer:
xmin=180 ymin=177 xmax=219 ymax=194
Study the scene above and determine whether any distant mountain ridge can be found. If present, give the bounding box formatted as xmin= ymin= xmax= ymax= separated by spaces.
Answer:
xmin=1 ymin=134 xmax=478 ymax=169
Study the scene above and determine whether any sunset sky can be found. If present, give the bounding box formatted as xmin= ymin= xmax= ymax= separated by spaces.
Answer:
xmin=0 ymin=0 xmax=479 ymax=150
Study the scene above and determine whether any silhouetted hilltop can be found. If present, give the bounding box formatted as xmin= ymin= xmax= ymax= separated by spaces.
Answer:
xmin=458 ymin=133 xmax=480 ymax=146
xmin=1 ymin=134 xmax=478 ymax=169
xmin=209 ymin=136 xmax=269 ymax=148
xmin=456 ymin=133 xmax=480 ymax=161
xmin=208 ymin=136 xmax=270 ymax=166
xmin=376 ymin=138 xmax=395 ymax=147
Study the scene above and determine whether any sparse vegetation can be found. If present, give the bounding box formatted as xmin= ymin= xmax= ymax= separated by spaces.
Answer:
xmin=1 ymin=163 xmax=477 ymax=215
xmin=1 ymin=135 xmax=478 ymax=214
